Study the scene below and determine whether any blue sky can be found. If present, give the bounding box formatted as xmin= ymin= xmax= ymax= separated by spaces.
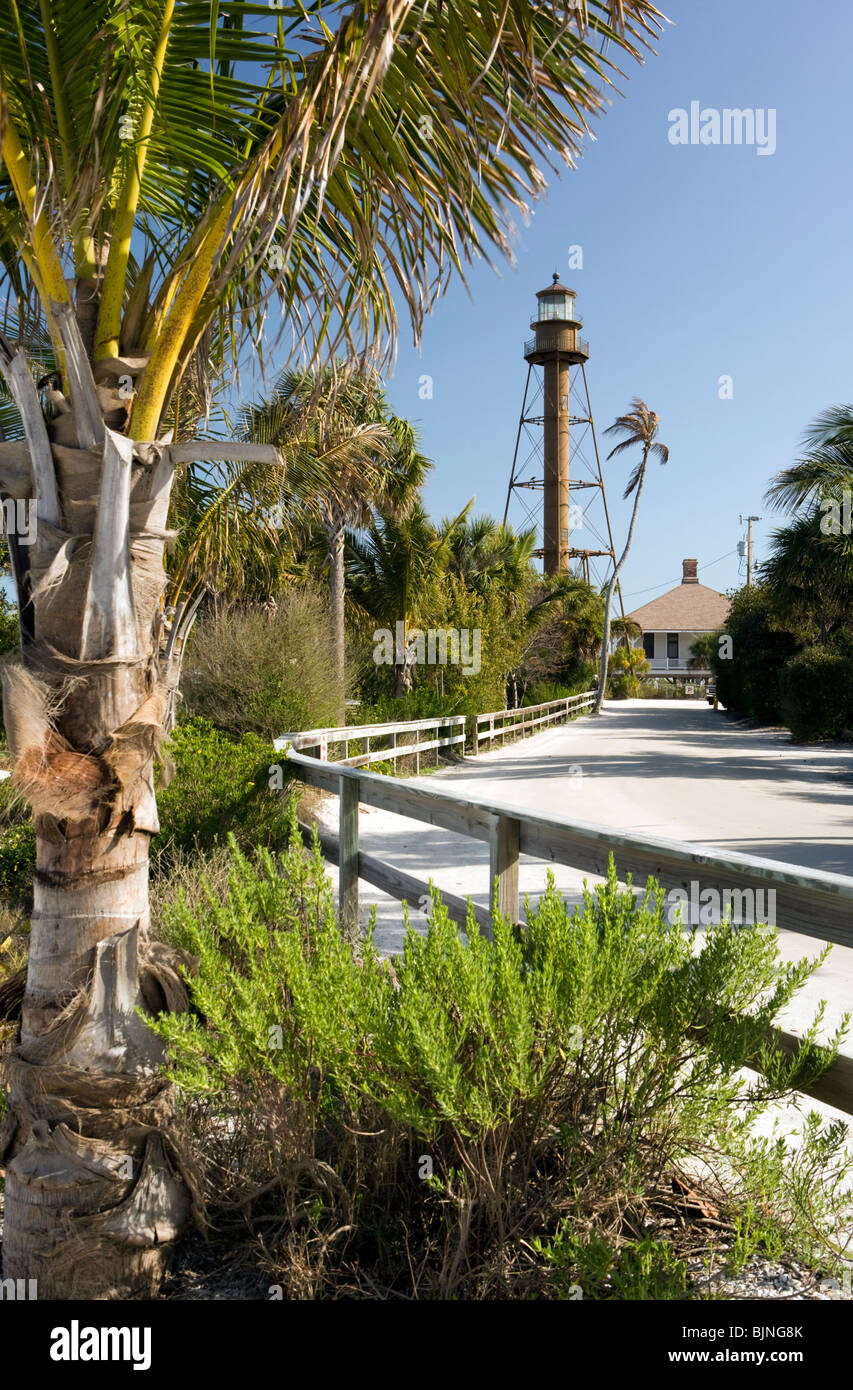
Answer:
xmin=380 ymin=0 xmax=853 ymax=608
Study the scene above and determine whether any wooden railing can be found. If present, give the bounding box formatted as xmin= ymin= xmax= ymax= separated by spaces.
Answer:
xmin=284 ymin=742 xmax=853 ymax=1115
xmin=275 ymin=714 xmax=466 ymax=775
xmin=473 ymin=691 xmax=595 ymax=753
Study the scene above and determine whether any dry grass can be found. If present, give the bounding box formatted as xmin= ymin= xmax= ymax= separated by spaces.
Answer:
xmin=181 ymin=589 xmax=343 ymax=739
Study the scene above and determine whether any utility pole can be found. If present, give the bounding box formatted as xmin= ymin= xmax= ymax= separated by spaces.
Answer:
xmin=739 ymin=514 xmax=761 ymax=586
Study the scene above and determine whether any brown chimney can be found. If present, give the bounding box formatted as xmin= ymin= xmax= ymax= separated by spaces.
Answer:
xmin=682 ymin=558 xmax=698 ymax=584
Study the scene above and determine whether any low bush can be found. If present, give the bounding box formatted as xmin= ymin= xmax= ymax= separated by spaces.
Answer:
xmin=779 ymin=648 xmax=853 ymax=742
xmin=712 ymin=585 xmax=798 ymax=722
xmin=521 ymin=676 xmax=595 ymax=706
xmin=154 ymin=717 xmax=295 ymax=866
xmin=0 ymin=822 xmax=36 ymax=904
xmin=181 ymin=588 xmax=341 ymax=739
xmin=150 ymin=823 xmax=849 ymax=1300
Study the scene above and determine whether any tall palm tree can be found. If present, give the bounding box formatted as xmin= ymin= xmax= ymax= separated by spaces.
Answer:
xmin=592 ymin=399 xmax=669 ymax=715
xmin=242 ymin=366 xmax=430 ymax=721
xmin=0 ymin=0 xmax=665 ymax=1297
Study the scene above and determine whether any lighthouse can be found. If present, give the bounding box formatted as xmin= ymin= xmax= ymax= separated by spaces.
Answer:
xmin=505 ymin=273 xmax=621 ymax=605
xmin=523 ymin=274 xmax=589 ymax=573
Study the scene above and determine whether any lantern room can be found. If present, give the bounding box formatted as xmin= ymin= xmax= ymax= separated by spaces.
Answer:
xmin=532 ymin=273 xmax=580 ymax=325
xmin=524 ymin=272 xmax=589 ymax=365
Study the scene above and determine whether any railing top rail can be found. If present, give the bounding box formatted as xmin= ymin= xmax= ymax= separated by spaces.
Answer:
xmin=477 ymin=691 xmax=594 ymax=722
xmin=275 ymin=714 xmax=466 ymax=749
xmin=284 ymin=745 xmax=853 ymax=907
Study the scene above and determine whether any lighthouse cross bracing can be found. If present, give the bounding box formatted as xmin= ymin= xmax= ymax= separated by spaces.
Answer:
xmin=503 ymin=276 xmax=624 ymax=611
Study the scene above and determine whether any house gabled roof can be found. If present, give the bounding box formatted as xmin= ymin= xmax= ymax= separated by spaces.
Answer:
xmin=626 ymin=560 xmax=730 ymax=631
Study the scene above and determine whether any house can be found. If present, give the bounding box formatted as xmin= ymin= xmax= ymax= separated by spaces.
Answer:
xmin=624 ymin=559 xmax=730 ymax=679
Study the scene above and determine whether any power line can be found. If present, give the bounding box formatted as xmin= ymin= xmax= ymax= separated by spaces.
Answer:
xmin=622 ymin=549 xmax=738 ymax=600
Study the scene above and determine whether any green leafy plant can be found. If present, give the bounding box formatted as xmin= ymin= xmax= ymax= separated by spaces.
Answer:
xmin=150 ymin=828 xmax=850 ymax=1299
xmin=0 ymin=822 xmax=35 ymax=905
xmin=154 ymin=718 xmax=294 ymax=866
xmin=534 ymin=1226 xmax=691 ymax=1300
xmin=779 ymin=647 xmax=853 ymax=742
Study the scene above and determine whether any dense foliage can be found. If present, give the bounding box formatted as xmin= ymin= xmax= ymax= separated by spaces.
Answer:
xmin=150 ymin=824 xmax=849 ymax=1300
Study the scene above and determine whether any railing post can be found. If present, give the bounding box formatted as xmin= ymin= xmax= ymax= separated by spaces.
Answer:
xmin=472 ymin=715 xmax=479 ymax=756
xmin=489 ymin=812 xmax=520 ymax=933
xmin=339 ymin=774 xmax=360 ymax=943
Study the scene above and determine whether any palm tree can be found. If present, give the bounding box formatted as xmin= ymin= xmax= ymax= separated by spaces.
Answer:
xmin=592 ymin=399 xmax=669 ymax=715
xmin=446 ymin=517 xmax=536 ymax=597
xmin=763 ymin=406 xmax=853 ymax=646
xmin=765 ymin=406 xmax=853 ymax=514
xmin=761 ymin=511 xmax=853 ymax=647
xmin=610 ymin=615 xmax=642 ymax=649
xmin=607 ymin=641 xmax=649 ymax=697
xmin=241 ymin=366 xmax=430 ymax=722
xmin=0 ymin=0 xmax=665 ymax=1297
xmin=348 ymin=501 xmax=471 ymax=695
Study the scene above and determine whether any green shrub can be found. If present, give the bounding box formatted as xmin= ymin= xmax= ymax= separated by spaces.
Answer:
xmin=522 ymin=676 xmax=594 ymax=706
xmin=0 ymin=822 xmax=35 ymax=904
xmin=150 ymin=827 xmax=849 ymax=1299
xmin=181 ymin=588 xmax=341 ymax=739
xmin=780 ymin=647 xmax=853 ymax=742
xmin=155 ymin=717 xmax=294 ymax=865
xmin=713 ymin=585 xmax=798 ymax=721
xmin=606 ymin=645 xmax=649 ymax=700
xmin=0 ymin=588 xmax=18 ymax=657
xmin=534 ymin=1226 xmax=690 ymax=1300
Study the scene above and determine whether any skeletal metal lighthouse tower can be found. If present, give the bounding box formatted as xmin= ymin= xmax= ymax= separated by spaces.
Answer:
xmin=504 ymin=274 xmax=622 ymax=603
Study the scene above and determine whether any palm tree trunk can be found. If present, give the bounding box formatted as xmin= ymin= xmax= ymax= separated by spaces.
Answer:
xmin=593 ymin=450 xmax=650 ymax=716
xmin=0 ymin=348 xmax=195 ymax=1296
xmin=2 ymin=674 xmax=189 ymax=1298
xmin=327 ymin=518 xmax=347 ymax=725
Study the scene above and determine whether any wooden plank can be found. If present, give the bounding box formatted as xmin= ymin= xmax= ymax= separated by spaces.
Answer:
xmin=358 ymin=852 xmax=492 ymax=936
xmin=489 ymin=813 xmax=520 ymax=931
xmin=278 ymin=714 xmax=465 ymax=749
xmin=346 ymin=732 xmax=464 ymax=769
xmin=357 ymin=774 xmax=492 ymax=842
xmin=339 ymin=774 xmax=359 ymax=937
xmin=288 ymin=749 xmax=853 ymax=947
xmin=517 ymin=818 xmax=853 ymax=948
xmin=170 ymin=440 xmax=282 ymax=464
xmin=773 ymin=1029 xmax=853 ymax=1115
xmin=477 ymin=691 xmax=594 ymax=722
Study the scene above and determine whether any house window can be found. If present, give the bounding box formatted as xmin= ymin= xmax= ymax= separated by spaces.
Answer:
xmin=667 ymin=633 xmax=679 ymax=660
xmin=642 ymin=633 xmax=654 ymax=659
